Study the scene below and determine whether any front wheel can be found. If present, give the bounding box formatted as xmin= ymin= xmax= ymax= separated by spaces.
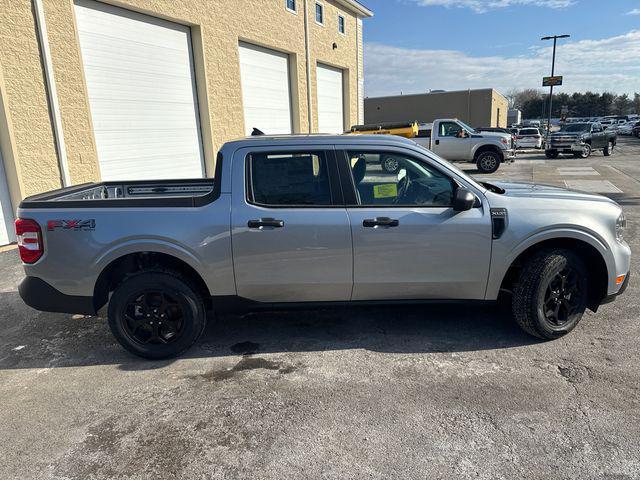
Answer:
xmin=512 ymin=249 xmax=588 ymax=340
xmin=545 ymin=150 xmax=559 ymax=159
xmin=573 ymin=143 xmax=591 ymax=159
xmin=476 ymin=151 xmax=501 ymax=174
xmin=108 ymin=271 xmax=207 ymax=359
xmin=603 ymin=141 xmax=614 ymax=156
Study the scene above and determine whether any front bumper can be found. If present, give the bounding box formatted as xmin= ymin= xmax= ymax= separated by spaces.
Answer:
xmin=19 ymin=276 xmax=96 ymax=315
xmin=502 ymin=149 xmax=516 ymax=161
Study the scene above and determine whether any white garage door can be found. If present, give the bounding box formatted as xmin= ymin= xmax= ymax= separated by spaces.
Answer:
xmin=316 ymin=64 xmax=344 ymax=134
xmin=74 ymin=0 xmax=204 ymax=180
xmin=0 ymin=143 xmax=15 ymax=246
xmin=238 ymin=43 xmax=292 ymax=135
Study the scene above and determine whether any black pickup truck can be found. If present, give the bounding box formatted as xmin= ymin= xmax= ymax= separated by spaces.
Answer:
xmin=546 ymin=122 xmax=617 ymax=159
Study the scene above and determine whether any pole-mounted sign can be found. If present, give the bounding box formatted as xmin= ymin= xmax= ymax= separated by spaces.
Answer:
xmin=542 ymin=76 xmax=563 ymax=87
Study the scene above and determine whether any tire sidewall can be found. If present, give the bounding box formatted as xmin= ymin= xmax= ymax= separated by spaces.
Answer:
xmin=108 ymin=273 xmax=206 ymax=359
xmin=533 ymin=252 xmax=588 ymax=338
xmin=604 ymin=141 xmax=613 ymax=156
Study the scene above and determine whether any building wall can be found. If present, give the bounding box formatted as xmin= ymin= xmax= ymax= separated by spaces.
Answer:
xmin=364 ymin=89 xmax=508 ymax=129
xmin=0 ymin=0 xmax=367 ymax=199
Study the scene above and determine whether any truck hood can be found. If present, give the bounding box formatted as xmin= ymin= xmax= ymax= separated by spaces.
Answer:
xmin=490 ymin=181 xmax=616 ymax=204
xmin=475 ymin=131 xmax=510 ymax=139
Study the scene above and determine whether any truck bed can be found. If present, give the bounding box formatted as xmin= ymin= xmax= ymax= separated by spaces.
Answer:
xmin=19 ymin=178 xmax=219 ymax=209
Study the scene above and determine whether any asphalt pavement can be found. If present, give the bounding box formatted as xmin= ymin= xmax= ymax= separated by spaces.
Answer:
xmin=1 ymin=137 xmax=639 ymax=479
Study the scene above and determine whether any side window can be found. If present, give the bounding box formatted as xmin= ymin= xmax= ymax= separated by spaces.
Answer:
xmin=439 ymin=122 xmax=462 ymax=137
xmin=248 ymin=152 xmax=332 ymax=206
xmin=338 ymin=14 xmax=345 ymax=34
xmin=286 ymin=0 xmax=296 ymax=12
xmin=592 ymin=124 xmax=602 ymax=132
xmin=347 ymin=151 xmax=455 ymax=207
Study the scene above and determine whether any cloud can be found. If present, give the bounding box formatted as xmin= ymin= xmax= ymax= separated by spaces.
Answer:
xmin=627 ymin=8 xmax=640 ymax=15
xmin=364 ymin=30 xmax=640 ymax=97
xmin=409 ymin=0 xmax=574 ymax=14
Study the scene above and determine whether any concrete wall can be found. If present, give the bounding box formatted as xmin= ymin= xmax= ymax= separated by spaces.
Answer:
xmin=0 ymin=0 xmax=367 ymax=199
xmin=364 ymin=89 xmax=509 ymax=129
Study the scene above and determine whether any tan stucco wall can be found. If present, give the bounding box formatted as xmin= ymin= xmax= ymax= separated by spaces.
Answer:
xmin=0 ymin=0 xmax=365 ymax=197
xmin=490 ymin=90 xmax=509 ymax=128
xmin=364 ymin=89 xmax=505 ymax=128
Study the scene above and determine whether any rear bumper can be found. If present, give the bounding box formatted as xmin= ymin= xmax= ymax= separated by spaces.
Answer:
xmin=19 ymin=276 xmax=96 ymax=315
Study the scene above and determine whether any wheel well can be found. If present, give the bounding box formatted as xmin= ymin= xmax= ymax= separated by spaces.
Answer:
xmin=93 ymin=252 xmax=211 ymax=313
xmin=474 ymin=145 xmax=502 ymax=161
xmin=499 ymin=238 xmax=608 ymax=311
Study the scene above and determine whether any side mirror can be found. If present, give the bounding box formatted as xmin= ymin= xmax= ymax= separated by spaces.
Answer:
xmin=453 ymin=188 xmax=476 ymax=212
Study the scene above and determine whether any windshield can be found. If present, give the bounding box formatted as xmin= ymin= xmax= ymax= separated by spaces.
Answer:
xmin=457 ymin=120 xmax=477 ymax=133
xmin=560 ymin=123 xmax=590 ymax=133
xmin=413 ymin=143 xmax=485 ymax=192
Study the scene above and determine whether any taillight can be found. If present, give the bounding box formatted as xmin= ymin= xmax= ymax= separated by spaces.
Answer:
xmin=15 ymin=218 xmax=43 ymax=264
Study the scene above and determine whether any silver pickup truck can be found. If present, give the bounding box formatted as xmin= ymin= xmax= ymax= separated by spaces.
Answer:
xmin=17 ymin=135 xmax=630 ymax=359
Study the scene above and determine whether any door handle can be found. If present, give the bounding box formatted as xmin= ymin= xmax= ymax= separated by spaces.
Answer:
xmin=435 ymin=139 xmax=440 ymax=145
xmin=248 ymin=218 xmax=284 ymax=229
xmin=363 ymin=217 xmax=399 ymax=228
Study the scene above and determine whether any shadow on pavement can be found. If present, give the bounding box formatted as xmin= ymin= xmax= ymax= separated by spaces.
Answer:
xmin=0 ymin=289 xmax=540 ymax=371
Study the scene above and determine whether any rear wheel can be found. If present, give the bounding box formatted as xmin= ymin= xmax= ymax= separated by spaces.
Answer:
xmin=108 ymin=272 xmax=206 ymax=359
xmin=476 ymin=151 xmax=500 ymax=174
xmin=512 ymin=249 xmax=588 ymax=339
xmin=545 ymin=150 xmax=559 ymax=159
xmin=603 ymin=141 xmax=614 ymax=156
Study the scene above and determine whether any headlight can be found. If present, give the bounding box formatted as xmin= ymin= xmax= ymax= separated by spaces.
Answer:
xmin=616 ymin=211 xmax=626 ymax=242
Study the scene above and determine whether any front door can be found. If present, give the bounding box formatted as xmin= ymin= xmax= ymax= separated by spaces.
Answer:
xmin=231 ymin=146 xmax=352 ymax=303
xmin=338 ymin=147 xmax=492 ymax=301
xmin=431 ymin=121 xmax=471 ymax=159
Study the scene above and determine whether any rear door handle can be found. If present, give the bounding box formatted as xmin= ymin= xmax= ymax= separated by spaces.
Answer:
xmin=363 ymin=217 xmax=399 ymax=228
xmin=248 ymin=218 xmax=284 ymax=229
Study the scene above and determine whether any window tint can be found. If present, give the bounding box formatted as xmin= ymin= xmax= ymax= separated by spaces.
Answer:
xmin=439 ymin=122 xmax=462 ymax=137
xmin=338 ymin=15 xmax=345 ymax=33
xmin=286 ymin=0 xmax=296 ymax=11
xmin=519 ymin=129 xmax=539 ymax=135
xmin=249 ymin=152 xmax=332 ymax=206
xmin=315 ymin=3 xmax=323 ymax=23
xmin=347 ymin=151 xmax=454 ymax=207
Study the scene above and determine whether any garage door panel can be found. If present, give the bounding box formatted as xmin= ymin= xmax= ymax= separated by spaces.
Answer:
xmin=75 ymin=0 xmax=204 ymax=180
xmin=238 ymin=43 xmax=292 ymax=135
xmin=317 ymin=64 xmax=344 ymax=134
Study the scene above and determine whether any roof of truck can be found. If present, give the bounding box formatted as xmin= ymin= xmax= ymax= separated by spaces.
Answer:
xmin=224 ymin=134 xmax=418 ymax=148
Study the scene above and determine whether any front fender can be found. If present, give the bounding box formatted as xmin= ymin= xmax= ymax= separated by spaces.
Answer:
xmin=485 ymin=227 xmax=613 ymax=300
xmin=471 ymin=142 xmax=504 ymax=159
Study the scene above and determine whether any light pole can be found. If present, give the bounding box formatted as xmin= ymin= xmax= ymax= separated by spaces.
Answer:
xmin=541 ymin=34 xmax=570 ymax=135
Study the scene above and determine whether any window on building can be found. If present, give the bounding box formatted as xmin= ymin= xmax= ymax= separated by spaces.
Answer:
xmin=338 ymin=14 xmax=345 ymax=34
xmin=315 ymin=3 xmax=324 ymax=25
xmin=347 ymin=151 xmax=454 ymax=207
xmin=248 ymin=152 xmax=332 ymax=206
xmin=286 ymin=0 xmax=296 ymax=13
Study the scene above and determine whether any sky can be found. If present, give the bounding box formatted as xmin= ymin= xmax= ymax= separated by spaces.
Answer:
xmin=362 ymin=0 xmax=640 ymax=98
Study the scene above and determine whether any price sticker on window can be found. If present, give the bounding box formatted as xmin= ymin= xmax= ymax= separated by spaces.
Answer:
xmin=373 ymin=183 xmax=398 ymax=199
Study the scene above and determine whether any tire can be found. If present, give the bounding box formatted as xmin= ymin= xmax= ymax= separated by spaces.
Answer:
xmin=573 ymin=143 xmax=591 ymax=159
xmin=603 ymin=141 xmax=614 ymax=156
xmin=476 ymin=151 xmax=500 ymax=174
xmin=545 ymin=150 xmax=559 ymax=159
xmin=108 ymin=271 xmax=206 ymax=359
xmin=512 ymin=249 xmax=588 ymax=340
xmin=381 ymin=155 xmax=400 ymax=174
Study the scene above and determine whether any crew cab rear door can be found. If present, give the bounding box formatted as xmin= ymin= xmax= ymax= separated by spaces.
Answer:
xmin=231 ymin=145 xmax=352 ymax=303
xmin=337 ymin=145 xmax=492 ymax=301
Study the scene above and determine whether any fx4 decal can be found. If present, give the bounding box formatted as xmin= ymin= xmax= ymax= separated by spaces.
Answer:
xmin=47 ymin=219 xmax=96 ymax=231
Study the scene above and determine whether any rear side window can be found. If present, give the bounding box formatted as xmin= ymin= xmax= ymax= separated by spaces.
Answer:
xmin=520 ymin=129 xmax=539 ymax=135
xmin=248 ymin=152 xmax=332 ymax=206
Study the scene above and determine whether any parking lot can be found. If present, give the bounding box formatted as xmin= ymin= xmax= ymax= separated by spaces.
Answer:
xmin=1 ymin=137 xmax=639 ymax=479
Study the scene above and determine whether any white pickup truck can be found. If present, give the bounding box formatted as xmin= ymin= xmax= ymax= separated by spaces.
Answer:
xmin=411 ymin=119 xmax=516 ymax=174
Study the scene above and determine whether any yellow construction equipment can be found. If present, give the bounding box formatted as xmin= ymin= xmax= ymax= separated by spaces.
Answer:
xmin=349 ymin=121 xmax=419 ymax=138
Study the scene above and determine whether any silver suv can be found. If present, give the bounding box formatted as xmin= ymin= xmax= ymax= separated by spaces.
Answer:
xmin=16 ymin=134 xmax=630 ymax=358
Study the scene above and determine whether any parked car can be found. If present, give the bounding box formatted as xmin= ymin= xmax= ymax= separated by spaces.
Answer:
xmin=515 ymin=128 xmax=543 ymax=149
xmin=17 ymin=134 xmax=630 ymax=359
xmin=546 ymin=122 xmax=617 ymax=159
xmin=633 ymin=124 xmax=640 ymax=138
xmin=351 ymin=120 xmax=516 ymax=174
xmin=619 ymin=121 xmax=640 ymax=136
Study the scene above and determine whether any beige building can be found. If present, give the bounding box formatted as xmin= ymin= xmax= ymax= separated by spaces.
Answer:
xmin=365 ymin=88 xmax=509 ymax=129
xmin=0 ymin=0 xmax=372 ymax=244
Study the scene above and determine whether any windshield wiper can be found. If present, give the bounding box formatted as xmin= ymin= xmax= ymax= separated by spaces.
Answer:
xmin=480 ymin=182 xmax=505 ymax=194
